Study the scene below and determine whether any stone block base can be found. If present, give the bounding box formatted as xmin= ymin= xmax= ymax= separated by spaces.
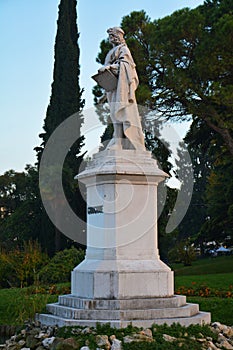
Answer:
xmin=37 ymin=295 xmax=211 ymax=328
xmin=71 ymin=259 xmax=174 ymax=299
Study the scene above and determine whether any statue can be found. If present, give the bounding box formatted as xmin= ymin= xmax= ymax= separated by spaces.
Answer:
xmin=92 ymin=27 xmax=145 ymax=151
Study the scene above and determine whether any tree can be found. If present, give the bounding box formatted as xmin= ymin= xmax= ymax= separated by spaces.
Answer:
xmin=176 ymin=118 xmax=214 ymax=244
xmin=0 ymin=166 xmax=43 ymax=251
xmin=35 ymin=0 xmax=86 ymax=252
xmin=179 ymin=116 xmax=233 ymax=250
xmin=148 ymin=0 xmax=233 ymax=156
xmin=202 ymin=150 xmax=233 ymax=246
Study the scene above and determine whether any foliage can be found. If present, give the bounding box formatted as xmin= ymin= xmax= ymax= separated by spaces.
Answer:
xmin=0 ymin=240 xmax=48 ymax=288
xmin=0 ymin=166 xmax=43 ymax=250
xmin=27 ymin=283 xmax=71 ymax=295
xmin=175 ymin=282 xmax=233 ymax=298
xmin=181 ymin=117 xmax=233 ymax=249
xmin=0 ymin=169 xmax=31 ymax=217
xmin=151 ymin=1 xmax=233 ymax=156
xmin=34 ymin=0 xmax=86 ymax=252
xmin=149 ymin=0 xmax=233 ymax=246
xmin=168 ymin=239 xmax=196 ymax=265
xmin=204 ymin=152 xmax=233 ymax=243
xmin=175 ymin=119 xmax=213 ymax=245
xmin=39 ymin=246 xmax=85 ymax=284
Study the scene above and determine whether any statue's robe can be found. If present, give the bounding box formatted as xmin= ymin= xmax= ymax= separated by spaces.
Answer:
xmin=104 ymin=43 xmax=145 ymax=149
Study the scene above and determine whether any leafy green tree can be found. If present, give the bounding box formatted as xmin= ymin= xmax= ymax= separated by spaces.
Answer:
xmin=0 ymin=166 xmax=43 ymax=251
xmin=179 ymin=117 xmax=233 ymax=250
xmin=176 ymin=119 xmax=214 ymax=244
xmin=202 ymin=151 xmax=233 ymax=246
xmin=35 ymin=0 xmax=86 ymax=252
xmin=0 ymin=169 xmax=31 ymax=217
xmin=149 ymin=0 xmax=233 ymax=156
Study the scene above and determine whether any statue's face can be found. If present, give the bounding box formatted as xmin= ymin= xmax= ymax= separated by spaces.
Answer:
xmin=109 ymin=33 xmax=121 ymax=46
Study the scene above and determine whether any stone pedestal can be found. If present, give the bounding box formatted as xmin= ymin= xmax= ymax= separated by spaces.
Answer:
xmin=38 ymin=150 xmax=210 ymax=327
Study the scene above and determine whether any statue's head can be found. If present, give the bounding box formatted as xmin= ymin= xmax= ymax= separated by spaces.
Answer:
xmin=107 ymin=27 xmax=125 ymax=45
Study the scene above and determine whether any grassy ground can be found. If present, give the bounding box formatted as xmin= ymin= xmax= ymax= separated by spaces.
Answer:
xmin=171 ymin=255 xmax=233 ymax=276
xmin=175 ymin=272 xmax=233 ymax=290
xmin=0 ymin=288 xmax=58 ymax=325
xmin=0 ymin=256 xmax=232 ymax=326
xmin=187 ymin=297 xmax=233 ymax=325
xmin=173 ymin=255 xmax=233 ymax=325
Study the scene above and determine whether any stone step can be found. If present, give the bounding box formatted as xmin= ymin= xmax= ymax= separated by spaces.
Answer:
xmin=58 ymin=294 xmax=186 ymax=310
xmin=46 ymin=302 xmax=199 ymax=321
xmin=37 ymin=311 xmax=211 ymax=328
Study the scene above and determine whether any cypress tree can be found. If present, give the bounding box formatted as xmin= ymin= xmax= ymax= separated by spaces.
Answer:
xmin=35 ymin=0 xmax=86 ymax=253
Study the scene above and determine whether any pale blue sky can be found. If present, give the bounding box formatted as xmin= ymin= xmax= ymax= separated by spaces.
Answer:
xmin=0 ymin=0 xmax=204 ymax=174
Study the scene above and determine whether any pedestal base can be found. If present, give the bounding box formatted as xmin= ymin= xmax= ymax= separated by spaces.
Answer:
xmin=71 ymin=259 xmax=173 ymax=299
xmin=37 ymin=150 xmax=211 ymax=328
xmin=38 ymin=294 xmax=210 ymax=328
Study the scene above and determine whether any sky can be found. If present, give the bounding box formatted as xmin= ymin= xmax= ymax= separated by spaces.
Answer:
xmin=0 ymin=0 xmax=205 ymax=175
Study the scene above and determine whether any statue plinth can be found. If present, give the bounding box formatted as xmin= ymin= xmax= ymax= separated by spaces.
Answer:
xmin=38 ymin=150 xmax=210 ymax=328
xmin=72 ymin=149 xmax=173 ymax=299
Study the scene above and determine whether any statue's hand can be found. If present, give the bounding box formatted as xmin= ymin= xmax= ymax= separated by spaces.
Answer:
xmin=98 ymin=65 xmax=110 ymax=73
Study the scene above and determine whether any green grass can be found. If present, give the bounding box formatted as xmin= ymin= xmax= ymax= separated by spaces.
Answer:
xmin=173 ymin=255 xmax=233 ymax=325
xmin=171 ymin=255 xmax=233 ymax=276
xmin=175 ymin=272 xmax=233 ymax=291
xmin=175 ymin=274 xmax=233 ymax=325
xmin=0 ymin=288 xmax=57 ymax=325
xmin=187 ymin=297 xmax=233 ymax=325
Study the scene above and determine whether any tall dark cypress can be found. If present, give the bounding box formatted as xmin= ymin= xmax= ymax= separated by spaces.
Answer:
xmin=35 ymin=0 xmax=86 ymax=253
xmin=38 ymin=0 xmax=84 ymax=144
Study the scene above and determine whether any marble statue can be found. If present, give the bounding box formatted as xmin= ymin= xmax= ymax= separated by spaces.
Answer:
xmin=95 ymin=27 xmax=145 ymax=151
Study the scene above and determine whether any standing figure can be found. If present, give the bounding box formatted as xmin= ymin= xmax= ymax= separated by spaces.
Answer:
xmin=98 ymin=27 xmax=145 ymax=150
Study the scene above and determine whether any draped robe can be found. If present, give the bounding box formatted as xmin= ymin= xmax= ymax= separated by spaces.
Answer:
xmin=104 ymin=43 xmax=145 ymax=149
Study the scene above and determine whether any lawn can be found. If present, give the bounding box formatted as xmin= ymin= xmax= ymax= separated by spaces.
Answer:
xmin=187 ymin=297 xmax=233 ymax=325
xmin=173 ymin=255 xmax=233 ymax=325
xmin=0 ymin=287 xmax=58 ymax=325
xmin=175 ymin=272 xmax=233 ymax=290
xmin=171 ymin=255 xmax=233 ymax=276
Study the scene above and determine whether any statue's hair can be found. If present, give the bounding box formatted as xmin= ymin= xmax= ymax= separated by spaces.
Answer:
xmin=107 ymin=27 xmax=125 ymax=44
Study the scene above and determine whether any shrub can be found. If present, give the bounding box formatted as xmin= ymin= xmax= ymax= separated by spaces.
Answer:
xmin=0 ymin=240 xmax=48 ymax=288
xmin=168 ymin=240 xmax=196 ymax=266
xmin=39 ymin=246 xmax=85 ymax=284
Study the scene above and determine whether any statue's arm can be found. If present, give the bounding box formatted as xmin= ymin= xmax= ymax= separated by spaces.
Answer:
xmin=98 ymin=63 xmax=119 ymax=76
xmin=98 ymin=47 xmax=121 ymax=76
